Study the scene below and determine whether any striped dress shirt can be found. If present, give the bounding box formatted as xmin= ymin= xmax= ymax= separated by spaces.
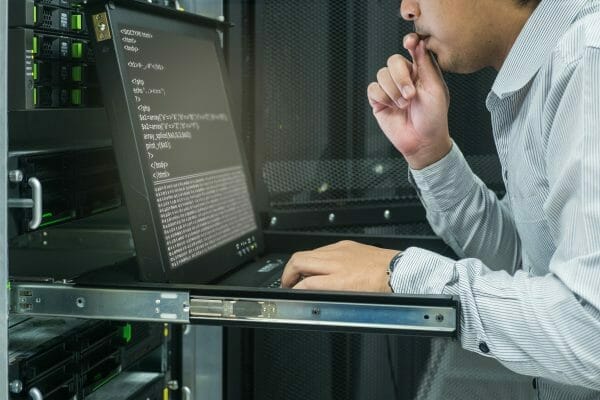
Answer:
xmin=389 ymin=0 xmax=600 ymax=398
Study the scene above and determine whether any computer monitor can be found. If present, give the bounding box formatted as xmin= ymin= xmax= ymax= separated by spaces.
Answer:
xmin=89 ymin=1 xmax=264 ymax=283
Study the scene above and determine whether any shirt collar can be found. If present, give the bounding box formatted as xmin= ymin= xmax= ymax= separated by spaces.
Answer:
xmin=491 ymin=0 xmax=588 ymax=99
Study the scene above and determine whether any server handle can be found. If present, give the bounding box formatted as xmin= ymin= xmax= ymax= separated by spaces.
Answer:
xmin=8 ymin=172 xmax=43 ymax=230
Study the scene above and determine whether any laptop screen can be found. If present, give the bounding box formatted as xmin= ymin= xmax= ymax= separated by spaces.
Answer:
xmin=90 ymin=3 xmax=263 ymax=283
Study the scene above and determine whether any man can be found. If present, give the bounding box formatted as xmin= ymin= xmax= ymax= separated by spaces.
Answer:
xmin=281 ymin=0 xmax=600 ymax=398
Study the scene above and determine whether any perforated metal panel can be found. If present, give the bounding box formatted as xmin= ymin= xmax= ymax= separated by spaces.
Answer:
xmin=252 ymin=332 xmax=535 ymax=400
xmin=253 ymin=0 xmax=503 ymax=211
xmin=414 ymin=339 xmax=534 ymax=400
xmin=296 ymin=222 xmax=435 ymax=236
xmin=253 ymin=331 xmax=432 ymax=400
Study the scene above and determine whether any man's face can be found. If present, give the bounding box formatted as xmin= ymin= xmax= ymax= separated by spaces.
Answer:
xmin=400 ymin=0 xmax=506 ymax=73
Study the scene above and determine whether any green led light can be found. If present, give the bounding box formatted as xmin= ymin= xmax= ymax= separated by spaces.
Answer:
xmin=32 ymin=87 xmax=37 ymax=106
xmin=33 ymin=62 xmax=38 ymax=80
xmin=39 ymin=214 xmax=75 ymax=228
xmin=71 ymin=65 xmax=82 ymax=82
xmin=71 ymin=14 xmax=82 ymax=30
xmin=32 ymin=36 xmax=38 ymax=55
xmin=6 ymin=281 xmax=11 ymax=290
xmin=71 ymin=88 xmax=82 ymax=105
xmin=42 ymin=212 xmax=53 ymax=219
xmin=122 ymin=323 xmax=132 ymax=343
xmin=33 ymin=6 xmax=37 ymax=24
xmin=72 ymin=42 xmax=83 ymax=59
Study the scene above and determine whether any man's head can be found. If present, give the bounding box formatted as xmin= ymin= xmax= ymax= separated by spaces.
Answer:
xmin=400 ymin=0 xmax=541 ymax=73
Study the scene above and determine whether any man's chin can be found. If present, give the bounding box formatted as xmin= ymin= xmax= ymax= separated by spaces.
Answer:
xmin=436 ymin=54 xmax=480 ymax=74
xmin=432 ymin=53 xmax=455 ymax=73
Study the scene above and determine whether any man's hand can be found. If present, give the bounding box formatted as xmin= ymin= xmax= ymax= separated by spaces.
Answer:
xmin=280 ymin=240 xmax=399 ymax=292
xmin=367 ymin=33 xmax=452 ymax=170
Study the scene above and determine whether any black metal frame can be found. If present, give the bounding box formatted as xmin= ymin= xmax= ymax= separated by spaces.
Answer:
xmin=262 ymin=203 xmax=426 ymax=231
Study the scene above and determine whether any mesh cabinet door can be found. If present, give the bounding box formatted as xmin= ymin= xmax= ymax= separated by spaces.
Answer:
xmin=243 ymin=0 xmax=503 ymax=230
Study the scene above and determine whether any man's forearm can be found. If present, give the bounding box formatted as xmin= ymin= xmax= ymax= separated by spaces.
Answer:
xmin=410 ymin=142 xmax=520 ymax=273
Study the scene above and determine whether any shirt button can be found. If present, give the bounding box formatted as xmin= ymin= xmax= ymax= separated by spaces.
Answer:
xmin=478 ymin=342 xmax=490 ymax=354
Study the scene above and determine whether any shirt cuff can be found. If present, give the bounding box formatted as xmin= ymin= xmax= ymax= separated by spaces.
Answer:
xmin=409 ymin=142 xmax=479 ymax=212
xmin=389 ymin=247 xmax=458 ymax=295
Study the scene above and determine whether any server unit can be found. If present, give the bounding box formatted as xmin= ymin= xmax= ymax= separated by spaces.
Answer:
xmin=8 ymin=317 xmax=173 ymax=400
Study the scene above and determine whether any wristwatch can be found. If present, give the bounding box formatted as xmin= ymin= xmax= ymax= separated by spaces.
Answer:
xmin=387 ymin=251 xmax=404 ymax=291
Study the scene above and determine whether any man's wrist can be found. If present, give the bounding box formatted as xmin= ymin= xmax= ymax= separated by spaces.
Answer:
xmin=406 ymin=138 xmax=453 ymax=170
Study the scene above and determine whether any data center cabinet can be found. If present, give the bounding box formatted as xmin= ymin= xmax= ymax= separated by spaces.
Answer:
xmin=1 ymin=1 xmax=470 ymax=399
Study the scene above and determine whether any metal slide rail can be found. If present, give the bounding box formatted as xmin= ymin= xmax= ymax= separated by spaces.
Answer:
xmin=10 ymin=283 xmax=190 ymax=323
xmin=10 ymin=282 xmax=457 ymax=334
xmin=190 ymin=296 xmax=456 ymax=332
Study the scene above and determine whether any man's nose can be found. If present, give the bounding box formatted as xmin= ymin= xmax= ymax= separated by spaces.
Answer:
xmin=400 ymin=0 xmax=420 ymax=21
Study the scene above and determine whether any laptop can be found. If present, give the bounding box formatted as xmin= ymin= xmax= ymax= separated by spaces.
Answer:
xmin=86 ymin=0 xmax=294 ymax=287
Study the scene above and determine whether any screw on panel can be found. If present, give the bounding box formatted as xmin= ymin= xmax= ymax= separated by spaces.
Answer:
xmin=9 ymin=380 xmax=23 ymax=394
xmin=76 ymin=297 xmax=85 ymax=308
xmin=8 ymin=170 xmax=24 ymax=183
xmin=436 ymin=314 xmax=444 ymax=322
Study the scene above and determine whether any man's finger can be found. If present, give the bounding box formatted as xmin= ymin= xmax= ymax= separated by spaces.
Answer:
xmin=387 ymin=54 xmax=416 ymax=100
xmin=406 ymin=38 xmax=444 ymax=89
xmin=367 ymin=82 xmax=396 ymax=110
xmin=415 ymin=40 xmax=442 ymax=83
xmin=403 ymin=33 xmax=420 ymax=80
xmin=376 ymin=67 xmax=406 ymax=108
